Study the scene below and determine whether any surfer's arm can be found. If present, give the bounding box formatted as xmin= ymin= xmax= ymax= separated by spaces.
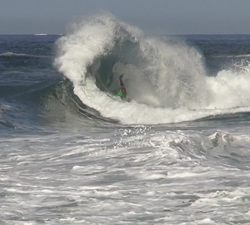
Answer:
xmin=119 ymin=74 xmax=125 ymax=87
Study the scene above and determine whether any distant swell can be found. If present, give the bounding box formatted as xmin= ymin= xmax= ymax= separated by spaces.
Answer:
xmin=0 ymin=52 xmax=50 ymax=58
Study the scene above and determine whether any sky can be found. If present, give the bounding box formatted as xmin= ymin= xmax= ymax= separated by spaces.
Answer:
xmin=1 ymin=0 xmax=250 ymax=35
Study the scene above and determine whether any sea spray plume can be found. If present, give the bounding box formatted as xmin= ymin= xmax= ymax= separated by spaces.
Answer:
xmin=54 ymin=14 xmax=118 ymax=86
xmin=137 ymin=37 xmax=209 ymax=108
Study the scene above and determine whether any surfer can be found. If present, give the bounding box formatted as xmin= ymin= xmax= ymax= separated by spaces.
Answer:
xmin=116 ymin=74 xmax=129 ymax=101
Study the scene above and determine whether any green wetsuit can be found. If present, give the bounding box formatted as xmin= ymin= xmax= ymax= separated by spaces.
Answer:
xmin=116 ymin=88 xmax=127 ymax=99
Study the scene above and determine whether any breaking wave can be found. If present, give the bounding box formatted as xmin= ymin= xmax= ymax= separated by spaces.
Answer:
xmin=54 ymin=13 xmax=250 ymax=124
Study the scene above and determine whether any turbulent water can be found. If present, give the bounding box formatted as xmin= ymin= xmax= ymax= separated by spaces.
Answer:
xmin=1 ymin=13 xmax=250 ymax=224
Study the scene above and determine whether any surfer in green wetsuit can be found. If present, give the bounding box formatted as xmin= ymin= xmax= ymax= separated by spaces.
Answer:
xmin=116 ymin=74 xmax=129 ymax=101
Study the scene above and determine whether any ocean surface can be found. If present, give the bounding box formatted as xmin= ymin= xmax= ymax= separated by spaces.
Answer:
xmin=1 ymin=14 xmax=250 ymax=224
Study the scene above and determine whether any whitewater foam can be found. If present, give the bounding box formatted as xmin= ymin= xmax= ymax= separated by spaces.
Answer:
xmin=207 ymin=67 xmax=250 ymax=109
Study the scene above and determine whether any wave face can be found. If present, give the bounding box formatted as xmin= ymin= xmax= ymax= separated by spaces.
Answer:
xmin=54 ymin=14 xmax=250 ymax=124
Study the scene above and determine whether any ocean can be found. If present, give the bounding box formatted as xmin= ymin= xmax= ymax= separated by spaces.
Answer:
xmin=1 ymin=14 xmax=250 ymax=224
